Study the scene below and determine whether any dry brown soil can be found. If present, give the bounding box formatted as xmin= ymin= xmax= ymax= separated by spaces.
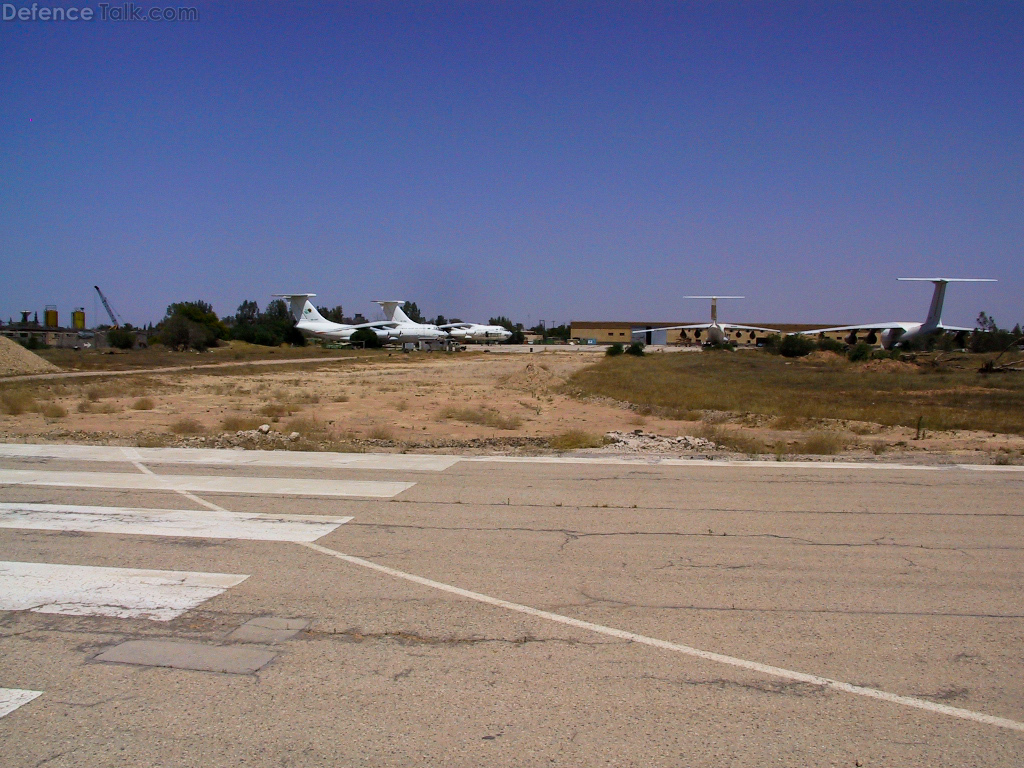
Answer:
xmin=1 ymin=347 xmax=1022 ymax=462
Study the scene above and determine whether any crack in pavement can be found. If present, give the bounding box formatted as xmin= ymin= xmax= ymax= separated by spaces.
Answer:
xmin=348 ymin=521 xmax=1017 ymax=551
xmin=307 ymin=628 xmax=610 ymax=647
xmin=571 ymin=590 xmax=1024 ymax=618
xmin=642 ymin=673 xmax=825 ymax=697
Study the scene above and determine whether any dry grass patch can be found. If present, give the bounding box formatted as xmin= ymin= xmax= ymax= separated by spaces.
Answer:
xmin=568 ymin=353 xmax=1024 ymax=435
xmin=41 ymin=402 xmax=67 ymax=418
xmin=132 ymin=397 xmax=155 ymax=411
xmin=367 ymin=425 xmax=394 ymax=440
xmin=791 ymin=432 xmax=848 ymax=455
xmin=221 ymin=414 xmax=264 ymax=431
xmin=437 ymin=406 xmax=522 ymax=430
xmin=169 ymin=418 xmax=205 ymax=434
xmin=259 ymin=402 xmax=300 ymax=418
xmin=0 ymin=389 xmax=36 ymax=415
xmin=549 ymin=430 xmax=606 ymax=450
xmin=695 ymin=424 xmax=771 ymax=454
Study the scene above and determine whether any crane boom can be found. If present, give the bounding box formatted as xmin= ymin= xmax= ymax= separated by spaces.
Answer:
xmin=93 ymin=285 xmax=122 ymax=328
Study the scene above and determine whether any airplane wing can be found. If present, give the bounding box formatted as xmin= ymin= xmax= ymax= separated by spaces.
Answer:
xmin=798 ymin=322 xmax=915 ymax=335
xmin=351 ymin=320 xmax=397 ymax=329
xmin=719 ymin=323 xmax=780 ymax=333
xmin=630 ymin=324 xmax=713 ymax=334
xmin=937 ymin=324 xmax=975 ymax=333
xmin=439 ymin=323 xmax=473 ymax=329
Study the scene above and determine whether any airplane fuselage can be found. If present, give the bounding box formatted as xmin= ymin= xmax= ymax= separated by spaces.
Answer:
xmin=447 ymin=325 xmax=513 ymax=343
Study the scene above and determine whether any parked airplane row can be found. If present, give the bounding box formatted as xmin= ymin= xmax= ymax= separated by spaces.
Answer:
xmin=271 ymin=294 xmax=512 ymax=344
xmin=278 ymin=277 xmax=994 ymax=350
xmin=633 ymin=277 xmax=995 ymax=349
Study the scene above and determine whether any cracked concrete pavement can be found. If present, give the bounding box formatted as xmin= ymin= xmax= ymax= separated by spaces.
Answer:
xmin=0 ymin=450 xmax=1022 ymax=766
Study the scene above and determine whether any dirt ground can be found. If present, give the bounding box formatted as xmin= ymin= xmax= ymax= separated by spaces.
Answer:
xmin=1 ymin=345 xmax=1023 ymax=464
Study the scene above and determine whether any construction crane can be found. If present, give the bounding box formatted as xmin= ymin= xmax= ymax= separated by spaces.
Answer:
xmin=93 ymin=285 xmax=124 ymax=328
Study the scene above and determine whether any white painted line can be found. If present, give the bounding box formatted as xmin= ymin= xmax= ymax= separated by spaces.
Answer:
xmin=299 ymin=541 xmax=1024 ymax=733
xmin=0 ymin=561 xmax=248 ymax=621
xmin=0 ymin=503 xmax=351 ymax=542
xmin=0 ymin=444 xmax=459 ymax=472
xmin=0 ymin=469 xmax=413 ymax=498
xmin=0 ymin=688 xmax=42 ymax=719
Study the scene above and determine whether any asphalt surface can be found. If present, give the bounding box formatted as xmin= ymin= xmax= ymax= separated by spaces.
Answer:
xmin=0 ymin=445 xmax=1022 ymax=767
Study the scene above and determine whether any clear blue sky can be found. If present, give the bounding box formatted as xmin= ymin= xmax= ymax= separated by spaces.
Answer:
xmin=2 ymin=1 xmax=1021 ymax=328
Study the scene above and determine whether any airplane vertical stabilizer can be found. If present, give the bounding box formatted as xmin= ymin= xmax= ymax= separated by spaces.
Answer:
xmin=375 ymin=301 xmax=412 ymax=324
xmin=897 ymin=278 xmax=996 ymax=329
xmin=271 ymin=294 xmax=321 ymax=323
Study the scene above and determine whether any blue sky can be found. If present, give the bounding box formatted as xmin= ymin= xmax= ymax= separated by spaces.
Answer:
xmin=1 ymin=2 xmax=1021 ymax=328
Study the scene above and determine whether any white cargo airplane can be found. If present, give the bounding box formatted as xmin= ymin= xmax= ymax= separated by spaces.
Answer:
xmin=440 ymin=321 xmax=513 ymax=343
xmin=633 ymin=296 xmax=779 ymax=345
xmin=271 ymin=294 xmax=401 ymax=343
xmin=374 ymin=301 xmax=450 ymax=343
xmin=798 ymin=278 xmax=996 ymax=349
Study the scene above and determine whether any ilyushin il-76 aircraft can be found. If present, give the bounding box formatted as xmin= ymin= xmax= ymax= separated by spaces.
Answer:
xmin=440 ymin=321 xmax=512 ymax=343
xmin=373 ymin=301 xmax=451 ymax=343
xmin=272 ymin=294 xmax=402 ymax=343
xmin=799 ymin=278 xmax=996 ymax=349
xmin=634 ymin=296 xmax=779 ymax=345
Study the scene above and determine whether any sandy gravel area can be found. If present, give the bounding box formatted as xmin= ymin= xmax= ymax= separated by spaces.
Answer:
xmin=1 ymin=347 xmax=1022 ymax=464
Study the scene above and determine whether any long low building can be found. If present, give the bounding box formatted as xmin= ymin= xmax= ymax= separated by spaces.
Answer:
xmin=571 ymin=321 xmax=831 ymax=346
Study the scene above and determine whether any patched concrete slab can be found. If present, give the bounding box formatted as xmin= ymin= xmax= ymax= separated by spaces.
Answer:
xmin=228 ymin=616 xmax=309 ymax=643
xmin=95 ymin=640 xmax=276 ymax=675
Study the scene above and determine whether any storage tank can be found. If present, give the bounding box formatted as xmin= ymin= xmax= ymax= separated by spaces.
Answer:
xmin=44 ymin=305 xmax=58 ymax=328
xmin=72 ymin=308 xmax=85 ymax=330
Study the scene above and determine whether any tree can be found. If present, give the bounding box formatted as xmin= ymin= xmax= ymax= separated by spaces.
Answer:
xmin=107 ymin=327 xmax=135 ymax=350
xmin=318 ymin=305 xmax=344 ymax=323
xmin=157 ymin=300 xmax=227 ymax=351
xmin=976 ymin=311 xmax=998 ymax=332
xmin=489 ymin=316 xmax=517 ymax=332
xmin=402 ymin=301 xmax=424 ymax=323
xmin=432 ymin=314 xmax=448 ymax=326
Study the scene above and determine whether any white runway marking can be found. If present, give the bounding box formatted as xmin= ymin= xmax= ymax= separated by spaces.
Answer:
xmin=0 ymin=469 xmax=413 ymax=498
xmin=0 ymin=444 xmax=459 ymax=472
xmin=0 ymin=502 xmax=350 ymax=542
xmin=300 ymin=541 xmax=1024 ymax=733
xmin=0 ymin=561 xmax=248 ymax=621
xmin=0 ymin=688 xmax=42 ymax=719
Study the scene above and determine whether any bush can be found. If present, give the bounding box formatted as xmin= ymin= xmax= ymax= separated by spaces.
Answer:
xmin=625 ymin=341 xmax=645 ymax=357
xmin=815 ymin=337 xmax=847 ymax=354
xmin=848 ymin=342 xmax=874 ymax=362
xmin=779 ymin=334 xmax=815 ymax=358
xmin=606 ymin=342 xmax=624 ymax=357
xmin=760 ymin=334 xmax=783 ymax=354
xmin=549 ymin=430 xmax=606 ymax=449
xmin=106 ymin=328 xmax=135 ymax=350
xmin=350 ymin=328 xmax=382 ymax=348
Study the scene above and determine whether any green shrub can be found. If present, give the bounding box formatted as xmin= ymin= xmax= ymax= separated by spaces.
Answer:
xmin=606 ymin=342 xmax=624 ymax=357
xmin=815 ymin=337 xmax=847 ymax=354
xmin=350 ymin=328 xmax=382 ymax=348
xmin=106 ymin=328 xmax=135 ymax=350
xmin=779 ymin=334 xmax=815 ymax=358
xmin=848 ymin=342 xmax=873 ymax=362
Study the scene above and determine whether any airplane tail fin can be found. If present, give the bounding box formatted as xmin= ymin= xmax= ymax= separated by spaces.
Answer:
xmin=271 ymin=294 xmax=322 ymax=323
xmin=375 ymin=301 xmax=412 ymax=323
xmin=897 ymin=278 xmax=996 ymax=329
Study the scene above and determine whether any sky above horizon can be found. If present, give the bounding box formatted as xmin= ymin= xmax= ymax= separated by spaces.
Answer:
xmin=2 ymin=2 xmax=1022 ymax=329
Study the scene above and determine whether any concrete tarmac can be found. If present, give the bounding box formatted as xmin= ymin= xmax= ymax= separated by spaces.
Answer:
xmin=0 ymin=445 xmax=1021 ymax=766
